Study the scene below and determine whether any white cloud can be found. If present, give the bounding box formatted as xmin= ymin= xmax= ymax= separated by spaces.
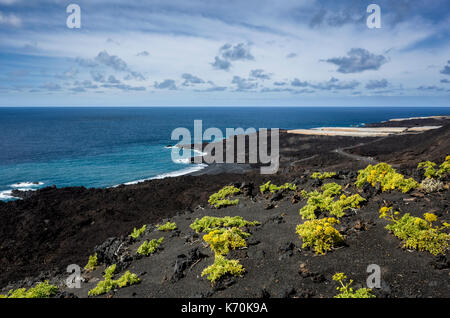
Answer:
xmin=0 ymin=0 xmax=20 ymax=4
xmin=0 ymin=11 xmax=21 ymax=27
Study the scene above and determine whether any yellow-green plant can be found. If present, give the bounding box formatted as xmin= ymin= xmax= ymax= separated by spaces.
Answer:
xmin=88 ymin=264 xmax=140 ymax=296
xmin=208 ymin=185 xmax=240 ymax=208
xmin=300 ymin=183 xmax=365 ymax=219
xmin=379 ymin=207 xmax=450 ymax=256
xmin=157 ymin=221 xmax=177 ymax=231
xmin=296 ymin=217 xmax=344 ymax=255
xmin=201 ymin=255 xmax=245 ymax=283
xmin=137 ymin=237 xmax=164 ymax=256
xmin=355 ymin=163 xmax=418 ymax=193
xmin=203 ymin=227 xmax=250 ymax=256
xmin=439 ymin=155 xmax=450 ymax=176
xmin=0 ymin=281 xmax=58 ymax=298
xmin=190 ymin=216 xmax=259 ymax=233
xmin=417 ymin=156 xmax=450 ymax=179
xmin=84 ymin=253 xmax=98 ymax=272
xmin=417 ymin=161 xmax=438 ymax=179
xmin=259 ymin=181 xmax=297 ymax=194
xmin=129 ymin=224 xmax=147 ymax=239
xmin=311 ymin=172 xmax=337 ymax=180
xmin=191 ymin=216 xmax=258 ymax=284
xmin=333 ymin=273 xmax=375 ymax=298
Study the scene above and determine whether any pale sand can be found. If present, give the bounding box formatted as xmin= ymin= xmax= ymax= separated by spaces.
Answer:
xmin=287 ymin=126 xmax=442 ymax=137
xmin=387 ymin=115 xmax=450 ymax=122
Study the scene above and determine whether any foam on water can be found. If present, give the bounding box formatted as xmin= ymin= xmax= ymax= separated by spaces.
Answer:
xmin=1 ymin=107 xmax=449 ymax=201
xmin=118 ymin=163 xmax=207 ymax=186
xmin=10 ymin=181 xmax=44 ymax=188
xmin=173 ymin=158 xmax=191 ymax=164
xmin=0 ymin=190 xmax=14 ymax=200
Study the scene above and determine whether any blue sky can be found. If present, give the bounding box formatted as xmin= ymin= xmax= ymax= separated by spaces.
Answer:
xmin=0 ymin=0 xmax=449 ymax=106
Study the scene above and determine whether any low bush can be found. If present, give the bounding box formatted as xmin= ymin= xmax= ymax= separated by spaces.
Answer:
xmin=84 ymin=253 xmax=98 ymax=272
xmin=355 ymin=163 xmax=418 ymax=193
xmin=129 ymin=224 xmax=147 ymax=239
xmin=157 ymin=221 xmax=177 ymax=231
xmin=0 ymin=281 xmax=58 ymax=298
xmin=311 ymin=172 xmax=337 ymax=180
xmin=259 ymin=181 xmax=297 ymax=194
xmin=379 ymin=207 xmax=450 ymax=255
xmin=137 ymin=237 xmax=164 ymax=256
xmin=203 ymin=227 xmax=250 ymax=256
xmin=296 ymin=217 xmax=344 ymax=255
xmin=201 ymin=255 xmax=245 ymax=283
xmin=333 ymin=273 xmax=375 ymax=298
xmin=88 ymin=264 xmax=140 ymax=296
xmin=208 ymin=185 xmax=240 ymax=208
xmin=417 ymin=156 xmax=450 ymax=179
xmin=300 ymin=183 xmax=365 ymax=219
xmin=419 ymin=178 xmax=444 ymax=193
xmin=191 ymin=216 xmax=257 ymax=284
xmin=190 ymin=216 xmax=259 ymax=233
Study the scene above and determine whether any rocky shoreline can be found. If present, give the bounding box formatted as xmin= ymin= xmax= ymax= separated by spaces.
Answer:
xmin=0 ymin=116 xmax=449 ymax=298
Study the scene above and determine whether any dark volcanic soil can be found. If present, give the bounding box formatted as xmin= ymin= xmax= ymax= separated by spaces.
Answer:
xmin=0 ymin=118 xmax=449 ymax=298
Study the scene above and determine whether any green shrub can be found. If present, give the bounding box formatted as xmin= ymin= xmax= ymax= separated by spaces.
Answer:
xmin=129 ymin=224 xmax=147 ymax=239
xmin=311 ymin=172 xmax=337 ymax=180
xmin=157 ymin=221 xmax=177 ymax=231
xmin=333 ymin=273 xmax=375 ymax=298
xmin=296 ymin=217 xmax=344 ymax=255
xmin=201 ymin=255 xmax=245 ymax=283
xmin=417 ymin=156 xmax=450 ymax=179
xmin=84 ymin=253 xmax=98 ymax=272
xmin=438 ymin=155 xmax=450 ymax=177
xmin=417 ymin=161 xmax=438 ymax=179
xmin=137 ymin=237 xmax=164 ymax=256
xmin=203 ymin=227 xmax=250 ymax=256
xmin=213 ymin=199 xmax=239 ymax=208
xmin=300 ymin=182 xmax=365 ymax=220
xmin=192 ymin=216 xmax=257 ymax=284
xmin=208 ymin=185 xmax=240 ymax=208
xmin=88 ymin=264 xmax=140 ymax=296
xmin=259 ymin=181 xmax=297 ymax=194
xmin=0 ymin=281 xmax=58 ymax=298
xmin=379 ymin=207 xmax=450 ymax=256
xmin=190 ymin=216 xmax=259 ymax=233
xmin=355 ymin=163 xmax=418 ymax=193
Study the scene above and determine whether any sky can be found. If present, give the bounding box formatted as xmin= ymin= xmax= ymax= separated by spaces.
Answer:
xmin=0 ymin=0 xmax=449 ymax=107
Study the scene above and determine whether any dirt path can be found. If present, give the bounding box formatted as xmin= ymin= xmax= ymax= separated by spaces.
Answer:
xmin=333 ymin=148 xmax=377 ymax=164
xmin=289 ymin=155 xmax=319 ymax=167
xmin=332 ymin=137 xmax=390 ymax=165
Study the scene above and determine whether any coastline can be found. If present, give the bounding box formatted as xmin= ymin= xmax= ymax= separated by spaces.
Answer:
xmin=4 ymin=115 xmax=450 ymax=200
xmin=0 ymin=115 xmax=449 ymax=298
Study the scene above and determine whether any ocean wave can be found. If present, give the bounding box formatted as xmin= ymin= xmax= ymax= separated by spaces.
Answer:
xmin=150 ymin=164 xmax=208 ymax=180
xmin=173 ymin=158 xmax=192 ymax=164
xmin=165 ymin=145 xmax=207 ymax=157
xmin=193 ymin=149 xmax=207 ymax=156
xmin=114 ymin=164 xmax=208 ymax=187
xmin=0 ymin=190 xmax=15 ymax=200
xmin=10 ymin=181 xmax=44 ymax=188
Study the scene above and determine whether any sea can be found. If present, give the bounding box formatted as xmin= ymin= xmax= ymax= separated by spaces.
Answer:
xmin=1 ymin=106 xmax=449 ymax=201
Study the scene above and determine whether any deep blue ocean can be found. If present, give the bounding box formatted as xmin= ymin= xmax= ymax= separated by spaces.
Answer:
xmin=1 ymin=107 xmax=449 ymax=200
